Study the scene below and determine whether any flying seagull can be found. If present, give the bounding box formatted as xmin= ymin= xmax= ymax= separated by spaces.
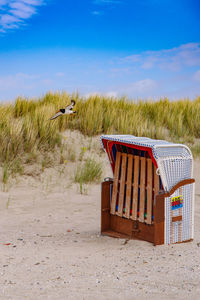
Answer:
xmin=50 ymin=99 xmax=76 ymax=120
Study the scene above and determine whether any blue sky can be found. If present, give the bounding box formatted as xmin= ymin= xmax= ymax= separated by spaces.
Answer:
xmin=0 ymin=0 xmax=200 ymax=101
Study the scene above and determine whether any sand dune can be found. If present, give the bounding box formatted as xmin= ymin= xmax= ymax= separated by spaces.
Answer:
xmin=0 ymin=131 xmax=200 ymax=300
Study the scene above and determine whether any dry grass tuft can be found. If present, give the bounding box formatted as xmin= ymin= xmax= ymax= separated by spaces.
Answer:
xmin=74 ymin=158 xmax=103 ymax=193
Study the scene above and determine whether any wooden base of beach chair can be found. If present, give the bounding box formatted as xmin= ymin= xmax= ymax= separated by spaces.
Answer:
xmin=101 ymin=178 xmax=195 ymax=245
xmin=101 ymin=180 xmax=162 ymax=245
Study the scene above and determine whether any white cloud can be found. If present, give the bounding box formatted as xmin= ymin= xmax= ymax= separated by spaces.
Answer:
xmin=123 ymin=54 xmax=141 ymax=63
xmin=103 ymin=79 xmax=157 ymax=98
xmin=122 ymin=43 xmax=200 ymax=71
xmin=41 ymin=78 xmax=53 ymax=85
xmin=83 ymin=79 xmax=156 ymax=99
xmin=10 ymin=2 xmax=36 ymax=19
xmin=92 ymin=0 xmax=121 ymax=15
xmin=0 ymin=0 xmax=44 ymax=32
xmin=84 ymin=91 xmax=118 ymax=98
xmin=194 ymin=70 xmax=200 ymax=81
xmin=91 ymin=10 xmax=102 ymax=15
xmin=84 ymin=92 xmax=100 ymax=98
xmin=55 ymin=72 xmax=65 ymax=77
xmin=124 ymin=79 xmax=157 ymax=94
xmin=21 ymin=0 xmax=43 ymax=5
xmin=0 ymin=0 xmax=8 ymax=6
xmin=0 ymin=14 xmax=21 ymax=29
xmin=104 ymin=91 xmax=118 ymax=97
xmin=0 ymin=73 xmax=39 ymax=90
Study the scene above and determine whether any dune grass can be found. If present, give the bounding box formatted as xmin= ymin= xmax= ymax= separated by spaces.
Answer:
xmin=74 ymin=158 xmax=103 ymax=193
xmin=0 ymin=92 xmax=200 ymax=184
xmin=10 ymin=92 xmax=200 ymax=140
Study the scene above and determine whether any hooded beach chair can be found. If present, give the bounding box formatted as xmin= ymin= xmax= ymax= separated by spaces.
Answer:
xmin=101 ymin=135 xmax=195 ymax=245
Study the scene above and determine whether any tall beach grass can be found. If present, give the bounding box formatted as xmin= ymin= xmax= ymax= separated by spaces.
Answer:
xmin=0 ymin=92 xmax=200 ymax=182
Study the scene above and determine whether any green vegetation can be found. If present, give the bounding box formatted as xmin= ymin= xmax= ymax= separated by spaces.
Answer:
xmin=3 ymin=92 xmax=200 ymax=141
xmin=0 ymin=92 xmax=200 ymax=184
xmin=190 ymin=144 xmax=200 ymax=159
xmin=74 ymin=158 xmax=103 ymax=193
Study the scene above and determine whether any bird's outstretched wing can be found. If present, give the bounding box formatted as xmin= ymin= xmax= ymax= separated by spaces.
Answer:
xmin=65 ymin=99 xmax=76 ymax=111
xmin=50 ymin=111 xmax=62 ymax=120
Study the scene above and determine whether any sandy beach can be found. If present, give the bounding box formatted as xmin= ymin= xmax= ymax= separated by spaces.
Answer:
xmin=0 ymin=131 xmax=200 ymax=300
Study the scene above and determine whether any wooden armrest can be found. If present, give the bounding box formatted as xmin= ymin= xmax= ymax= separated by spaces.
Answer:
xmin=158 ymin=178 xmax=195 ymax=199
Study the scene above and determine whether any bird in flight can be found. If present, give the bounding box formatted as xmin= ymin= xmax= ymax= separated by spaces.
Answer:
xmin=50 ymin=99 xmax=76 ymax=120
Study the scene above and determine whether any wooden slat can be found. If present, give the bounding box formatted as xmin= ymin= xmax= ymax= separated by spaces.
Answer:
xmin=101 ymin=181 xmax=112 ymax=233
xmin=154 ymin=193 xmax=165 ymax=245
xmin=110 ymin=152 xmax=121 ymax=214
xmin=124 ymin=154 xmax=133 ymax=218
xmin=172 ymin=215 xmax=182 ymax=222
xmin=130 ymin=155 xmax=139 ymax=220
xmin=139 ymin=157 xmax=146 ymax=222
xmin=178 ymin=187 xmax=183 ymax=242
xmin=116 ymin=153 xmax=127 ymax=217
xmin=170 ymin=209 xmax=174 ymax=244
xmin=153 ymin=166 xmax=160 ymax=225
xmin=178 ymin=207 xmax=183 ymax=242
xmin=154 ymin=166 xmax=159 ymax=197
xmin=146 ymin=159 xmax=152 ymax=224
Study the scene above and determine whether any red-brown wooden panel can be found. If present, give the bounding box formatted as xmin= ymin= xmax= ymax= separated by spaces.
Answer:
xmin=101 ymin=181 xmax=112 ymax=233
xmin=139 ymin=157 xmax=146 ymax=222
xmin=154 ymin=166 xmax=159 ymax=197
xmin=110 ymin=152 xmax=121 ymax=214
xmin=124 ymin=154 xmax=133 ymax=218
xmin=130 ymin=155 xmax=139 ymax=220
xmin=116 ymin=153 xmax=127 ymax=217
xmin=146 ymin=158 xmax=153 ymax=224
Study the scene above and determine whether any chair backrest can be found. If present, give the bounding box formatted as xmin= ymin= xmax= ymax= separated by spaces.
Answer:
xmin=110 ymin=151 xmax=160 ymax=224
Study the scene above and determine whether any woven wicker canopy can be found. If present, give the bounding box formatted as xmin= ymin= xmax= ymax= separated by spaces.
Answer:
xmin=101 ymin=134 xmax=193 ymax=192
